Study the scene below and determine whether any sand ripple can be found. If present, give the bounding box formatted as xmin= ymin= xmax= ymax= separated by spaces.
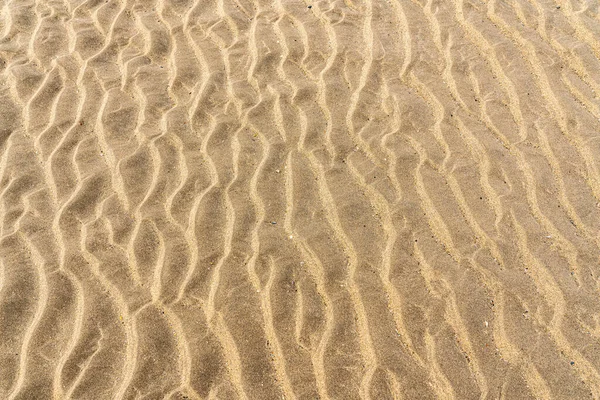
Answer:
xmin=2 ymin=0 xmax=600 ymax=398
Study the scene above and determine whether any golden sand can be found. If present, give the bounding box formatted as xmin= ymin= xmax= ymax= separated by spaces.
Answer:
xmin=2 ymin=0 xmax=600 ymax=398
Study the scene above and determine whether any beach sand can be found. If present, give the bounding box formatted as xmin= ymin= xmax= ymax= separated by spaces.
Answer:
xmin=2 ymin=0 xmax=600 ymax=398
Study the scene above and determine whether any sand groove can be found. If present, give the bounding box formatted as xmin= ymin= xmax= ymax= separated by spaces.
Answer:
xmin=2 ymin=0 xmax=600 ymax=398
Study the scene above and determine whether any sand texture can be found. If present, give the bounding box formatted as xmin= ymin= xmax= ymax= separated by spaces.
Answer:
xmin=2 ymin=0 xmax=600 ymax=398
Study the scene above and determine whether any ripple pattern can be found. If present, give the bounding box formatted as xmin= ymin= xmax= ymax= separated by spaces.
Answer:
xmin=1 ymin=0 xmax=600 ymax=398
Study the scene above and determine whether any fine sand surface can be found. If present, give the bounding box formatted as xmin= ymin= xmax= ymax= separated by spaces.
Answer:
xmin=2 ymin=0 xmax=600 ymax=399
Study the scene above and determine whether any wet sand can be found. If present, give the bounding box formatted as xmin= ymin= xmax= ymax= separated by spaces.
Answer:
xmin=2 ymin=0 xmax=600 ymax=398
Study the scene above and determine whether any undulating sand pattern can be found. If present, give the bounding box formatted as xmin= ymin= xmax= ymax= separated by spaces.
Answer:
xmin=2 ymin=0 xmax=600 ymax=398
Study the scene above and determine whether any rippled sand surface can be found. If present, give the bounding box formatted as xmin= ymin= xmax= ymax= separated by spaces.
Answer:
xmin=2 ymin=0 xmax=600 ymax=398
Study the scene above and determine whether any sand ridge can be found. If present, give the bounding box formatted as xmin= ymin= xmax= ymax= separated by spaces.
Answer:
xmin=1 ymin=0 xmax=600 ymax=398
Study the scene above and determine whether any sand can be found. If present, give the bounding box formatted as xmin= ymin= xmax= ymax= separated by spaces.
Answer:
xmin=1 ymin=0 xmax=600 ymax=398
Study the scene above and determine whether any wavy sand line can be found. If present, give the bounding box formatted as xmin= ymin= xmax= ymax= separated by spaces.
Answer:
xmin=512 ymin=214 xmax=600 ymax=397
xmin=7 ymin=234 xmax=48 ymax=400
xmin=284 ymin=151 xmax=333 ymax=399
